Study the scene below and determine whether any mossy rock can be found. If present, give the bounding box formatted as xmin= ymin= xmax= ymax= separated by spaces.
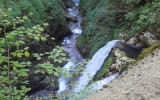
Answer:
xmin=93 ymin=52 xmax=114 ymax=81
xmin=133 ymin=41 xmax=160 ymax=65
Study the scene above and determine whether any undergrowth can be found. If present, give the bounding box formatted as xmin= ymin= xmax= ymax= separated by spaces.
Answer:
xmin=78 ymin=0 xmax=160 ymax=57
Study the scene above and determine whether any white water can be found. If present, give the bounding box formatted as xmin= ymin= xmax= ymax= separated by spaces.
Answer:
xmin=69 ymin=73 xmax=119 ymax=100
xmin=73 ymin=40 xmax=119 ymax=92
xmin=58 ymin=0 xmax=120 ymax=98
xmin=58 ymin=0 xmax=83 ymax=93
xmin=58 ymin=61 xmax=75 ymax=93
xmin=87 ymin=72 xmax=119 ymax=91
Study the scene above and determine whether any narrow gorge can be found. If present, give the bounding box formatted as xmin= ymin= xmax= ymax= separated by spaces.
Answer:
xmin=0 ymin=0 xmax=159 ymax=100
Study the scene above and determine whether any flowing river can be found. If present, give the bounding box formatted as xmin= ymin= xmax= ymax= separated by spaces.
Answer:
xmin=31 ymin=0 xmax=143 ymax=99
xmin=57 ymin=0 xmax=120 ymax=99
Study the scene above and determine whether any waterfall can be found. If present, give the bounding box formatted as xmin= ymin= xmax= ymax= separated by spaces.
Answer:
xmin=57 ymin=0 xmax=123 ymax=98
xmin=72 ymin=40 xmax=120 ymax=92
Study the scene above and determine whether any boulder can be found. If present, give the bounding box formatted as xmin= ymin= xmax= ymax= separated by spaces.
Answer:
xmin=110 ymin=49 xmax=134 ymax=72
xmin=53 ymin=24 xmax=73 ymax=41
xmin=65 ymin=13 xmax=78 ymax=23
xmin=105 ymin=48 xmax=134 ymax=77
xmin=137 ymin=31 xmax=159 ymax=47
xmin=127 ymin=37 xmax=138 ymax=45
xmin=62 ymin=0 xmax=75 ymax=8
xmin=115 ymin=41 xmax=143 ymax=59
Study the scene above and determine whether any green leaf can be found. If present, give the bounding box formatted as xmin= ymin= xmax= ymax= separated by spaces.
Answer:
xmin=23 ymin=16 xmax=28 ymax=19
xmin=0 ymin=48 xmax=5 ymax=53
xmin=54 ymin=72 xmax=59 ymax=77
xmin=38 ymin=27 xmax=44 ymax=31
xmin=13 ymin=23 xmax=16 ymax=28
xmin=0 ymin=59 xmax=3 ymax=64
xmin=34 ymin=70 xmax=40 ymax=74
xmin=37 ymin=57 xmax=41 ymax=60
xmin=0 ymin=39 xmax=5 ymax=44
xmin=45 ymin=52 xmax=50 ymax=54
xmin=41 ymin=37 xmax=47 ymax=41
xmin=43 ymin=23 xmax=49 ymax=26
xmin=17 ymin=53 xmax=23 ymax=58
xmin=3 ymin=13 xmax=8 ymax=17
xmin=29 ymin=12 xmax=33 ymax=15
xmin=27 ymin=61 xmax=31 ymax=65
xmin=35 ymin=30 xmax=40 ymax=34
xmin=8 ymin=35 xmax=14 ymax=40
xmin=20 ymin=19 xmax=24 ymax=23
xmin=19 ymin=41 xmax=25 ymax=44
xmin=21 ymin=72 xmax=28 ymax=76
xmin=24 ymin=47 xmax=29 ymax=50
xmin=8 ymin=8 xmax=12 ymax=11
xmin=34 ymin=36 xmax=40 ymax=41
xmin=17 ymin=95 xmax=21 ymax=100
xmin=15 ymin=42 xmax=20 ymax=47
xmin=13 ymin=66 xmax=17 ymax=70
xmin=51 ymin=37 xmax=55 ymax=40
xmin=24 ymin=51 xmax=30 ymax=57
xmin=2 ymin=71 xmax=6 ymax=75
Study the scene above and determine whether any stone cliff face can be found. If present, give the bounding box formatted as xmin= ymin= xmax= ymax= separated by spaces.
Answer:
xmin=0 ymin=0 xmax=73 ymax=41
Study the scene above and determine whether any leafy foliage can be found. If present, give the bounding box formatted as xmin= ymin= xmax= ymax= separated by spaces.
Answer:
xmin=0 ymin=0 xmax=66 ymax=29
xmin=78 ymin=0 xmax=160 ymax=57
xmin=0 ymin=10 xmax=68 ymax=99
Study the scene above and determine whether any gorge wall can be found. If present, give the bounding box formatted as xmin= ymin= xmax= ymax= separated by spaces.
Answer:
xmin=77 ymin=0 xmax=160 ymax=58
xmin=0 ymin=0 xmax=72 ymax=41
xmin=0 ymin=0 xmax=75 ymax=96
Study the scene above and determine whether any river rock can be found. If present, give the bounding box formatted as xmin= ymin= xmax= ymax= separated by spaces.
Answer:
xmin=137 ymin=31 xmax=159 ymax=47
xmin=109 ymin=49 xmax=134 ymax=72
xmin=62 ymin=0 xmax=75 ymax=8
xmin=115 ymin=41 xmax=143 ymax=59
xmin=53 ymin=24 xmax=73 ymax=41
xmin=127 ymin=37 xmax=138 ymax=45
xmin=65 ymin=13 xmax=78 ymax=23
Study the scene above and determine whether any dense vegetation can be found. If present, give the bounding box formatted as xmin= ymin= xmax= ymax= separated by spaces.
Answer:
xmin=0 ymin=0 xmax=73 ymax=99
xmin=78 ymin=0 xmax=160 ymax=57
xmin=0 ymin=0 xmax=66 ymax=28
xmin=0 ymin=0 xmax=160 ymax=99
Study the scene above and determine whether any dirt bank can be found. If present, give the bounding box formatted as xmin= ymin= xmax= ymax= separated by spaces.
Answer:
xmin=87 ymin=47 xmax=160 ymax=100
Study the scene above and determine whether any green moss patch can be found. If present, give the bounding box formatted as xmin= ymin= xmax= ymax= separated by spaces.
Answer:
xmin=0 ymin=0 xmax=66 ymax=28
xmin=133 ymin=41 xmax=160 ymax=65
xmin=94 ymin=52 xmax=114 ymax=81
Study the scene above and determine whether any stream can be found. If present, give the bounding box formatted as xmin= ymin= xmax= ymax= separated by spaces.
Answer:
xmin=57 ymin=0 xmax=120 ymax=99
xmin=31 ymin=0 xmax=144 ymax=99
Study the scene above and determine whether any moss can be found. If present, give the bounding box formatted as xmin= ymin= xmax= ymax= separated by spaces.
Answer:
xmin=0 ymin=0 xmax=66 ymax=28
xmin=133 ymin=41 xmax=160 ymax=65
xmin=94 ymin=52 xmax=114 ymax=81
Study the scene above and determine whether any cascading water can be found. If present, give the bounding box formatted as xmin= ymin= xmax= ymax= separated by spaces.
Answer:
xmin=58 ymin=61 xmax=76 ymax=93
xmin=58 ymin=0 xmax=120 ymax=97
xmin=72 ymin=40 xmax=120 ymax=92
xmin=31 ymin=0 xmax=143 ymax=99
xmin=58 ymin=0 xmax=83 ymax=93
